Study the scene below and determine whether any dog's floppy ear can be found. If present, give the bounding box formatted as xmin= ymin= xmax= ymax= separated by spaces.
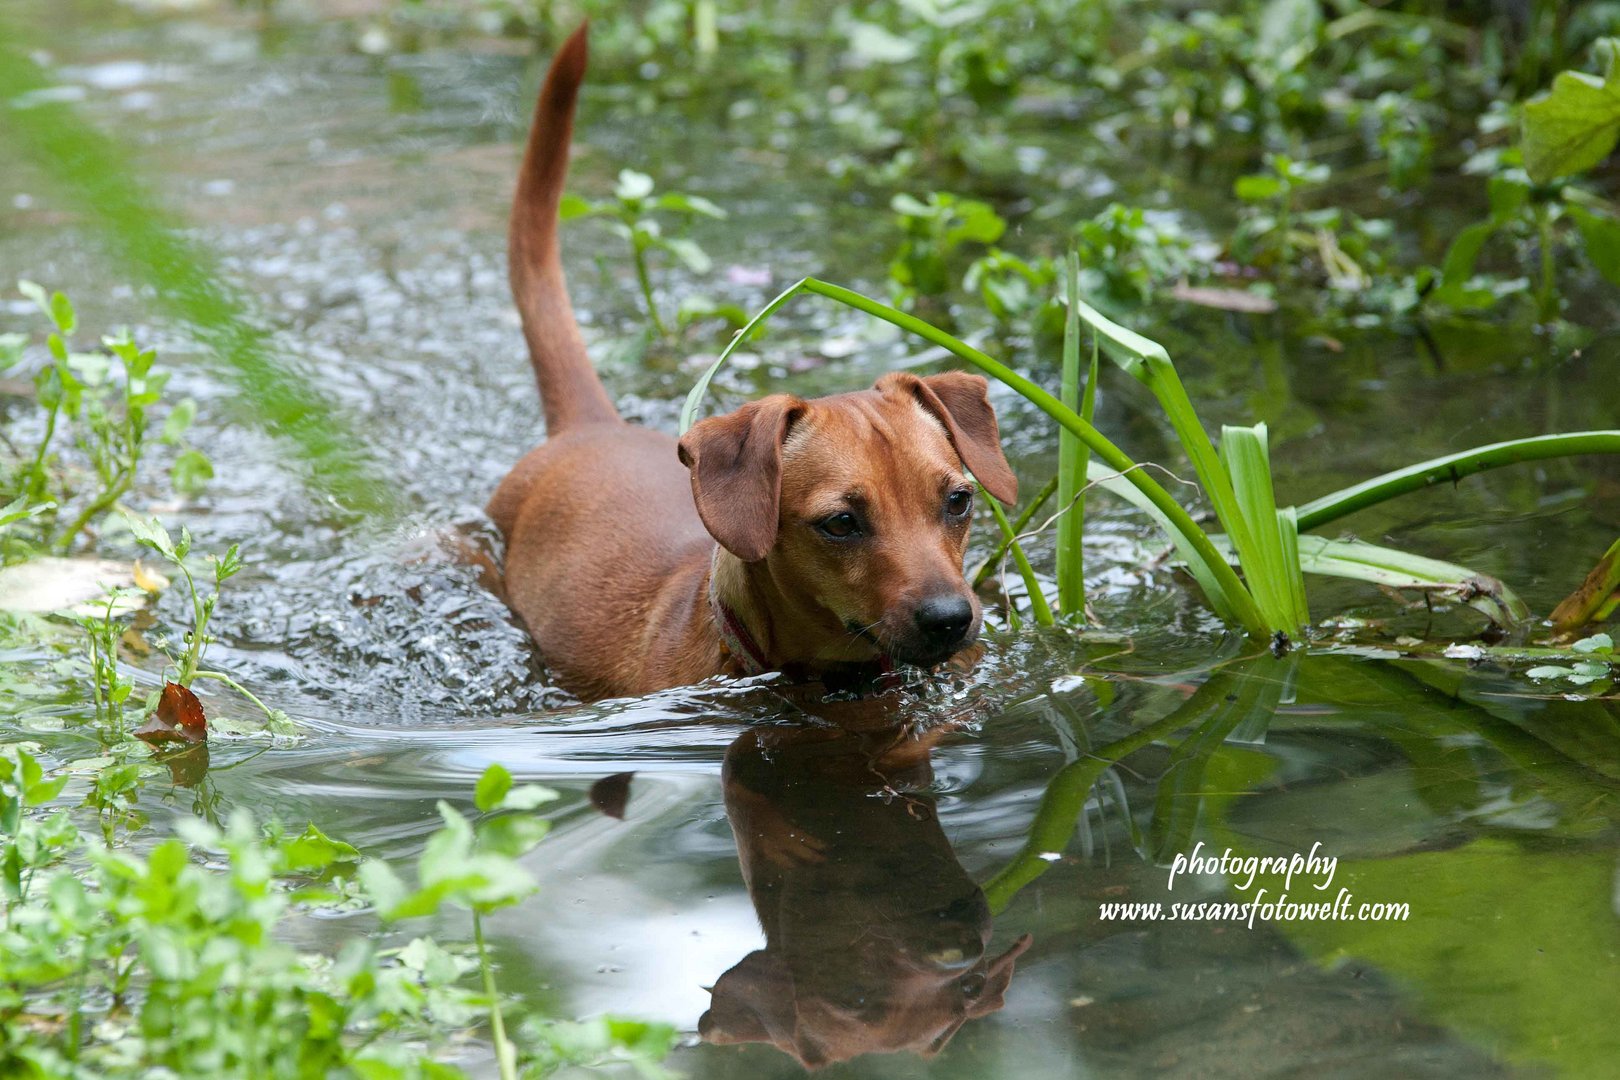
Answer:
xmin=699 ymin=950 xmax=797 ymax=1048
xmin=880 ymin=371 xmax=1018 ymax=505
xmin=965 ymin=933 xmax=1032 ymax=1018
xmin=678 ymin=395 xmax=804 ymax=562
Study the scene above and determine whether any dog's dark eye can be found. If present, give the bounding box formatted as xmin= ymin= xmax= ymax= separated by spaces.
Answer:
xmin=817 ymin=512 xmax=861 ymax=539
xmin=945 ymin=489 xmax=973 ymax=519
xmin=959 ymin=972 xmax=987 ymax=1000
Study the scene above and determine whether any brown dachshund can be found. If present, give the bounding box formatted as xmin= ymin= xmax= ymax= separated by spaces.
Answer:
xmin=701 ymin=723 xmax=1032 ymax=1067
xmin=487 ymin=25 xmax=1018 ymax=702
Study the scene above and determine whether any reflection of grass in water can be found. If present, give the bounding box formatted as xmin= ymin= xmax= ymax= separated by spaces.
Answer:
xmin=0 ymin=29 xmax=400 ymax=520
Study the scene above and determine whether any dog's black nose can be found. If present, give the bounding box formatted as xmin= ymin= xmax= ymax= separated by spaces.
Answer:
xmin=914 ymin=594 xmax=973 ymax=646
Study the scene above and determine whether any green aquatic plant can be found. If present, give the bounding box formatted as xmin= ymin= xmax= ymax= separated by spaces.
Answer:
xmin=0 ymin=754 xmax=676 ymax=1077
xmin=124 ymin=515 xmax=287 ymax=731
xmin=1 ymin=286 xmax=209 ymax=561
xmin=887 ymin=191 xmax=1007 ymax=311
xmin=1432 ymin=40 xmax=1620 ymax=322
xmin=561 ymin=168 xmax=728 ymax=338
xmin=1055 ymin=253 xmax=1099 ymax=620
xmin=1521 ymin=37 xmax=1620 ymax=186
xmin=1071 ymin=203 xmax=1199 ymax=308
xmin=682 ymin=276 xmax=1620 ymax=640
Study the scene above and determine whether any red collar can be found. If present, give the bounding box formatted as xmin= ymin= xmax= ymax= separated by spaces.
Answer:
xmin=707 ymin=548 xmax=898 ymax=681
xmin=709 ymin=550 xmax=771 ymax=676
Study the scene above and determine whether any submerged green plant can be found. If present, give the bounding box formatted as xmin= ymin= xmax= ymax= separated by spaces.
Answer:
xmin=562 ymin=168 xmax=727 ymax=338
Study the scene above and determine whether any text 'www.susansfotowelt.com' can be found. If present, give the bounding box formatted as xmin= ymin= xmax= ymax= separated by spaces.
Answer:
xmin=1098 ymin=842 xmax=1410 ymax=929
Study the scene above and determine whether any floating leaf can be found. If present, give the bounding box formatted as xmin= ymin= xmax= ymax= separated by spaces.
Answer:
xmin=1572 ymin=633 xmax=1614 ymax=654
xmin=134 ymin=682 xmax=207 ymax=745
xmin=170 ymin=449 xmax=214 ymax=496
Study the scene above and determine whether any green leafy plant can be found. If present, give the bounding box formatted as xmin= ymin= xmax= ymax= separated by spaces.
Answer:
xmin=1434 ymin=156 xmax=1620 ymax=321
xmin=1431 ymin=40 xmax=1620 ymax=321
xmin=1 ymin=284 xmax=209 ymax=560
xmin=1230 ymin=154 xmax=1331 ymax=270
xmin=1521 ymin=37 xmax=1620 ymax=186
xmin=1071 ymin=203 xmax=1198 ymax=307
xmin=1524 ymin=633 xmax=1615 ymax=690
xmin=561 ymin=168 xmax=727 ymax=338
xmin=122 ymin=515 xmax=287 ymax=732
xmin=887 ymin=191 xmax=1006 ymax=311
xmin=0 ymin=755 xmax=676 ymax=1077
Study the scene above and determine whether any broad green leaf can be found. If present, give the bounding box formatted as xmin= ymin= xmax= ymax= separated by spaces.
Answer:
xmin=499 ymin=782 xmax=558 ymax=811
xmin=0 ymin=331 xmax=25 ymax=371
xmin=1234 ymin=174 xmax=1284 ymax=202
xmin=1440 ymin=220 xmax=1500 ymax=286
xmin=359 ymin=858 xmax=408 ymax=918
xmin=49 ymin=291 xmax=75 ymax=336
xmin=1573 ymin=634 xmax=1614 ymax=654
xmin=474 ymin=764 xmax=511 ymax=813
xmin=662 ymin=236 xmax=713 ymax=274
xmin=1486 ymin=172 xmax=1531 ymax=221
xmin=170 ymin=449 xmax=214 ymax=496
xmin=281 ymin=823 xmax=360 ymax=870
xmin=558 ymin=193 xmax=596 ymax=220
xmin=162 ymin=398 xmax=197 ymax=442
xmin=1522 ymin=44 xmax=1620 ymax=183
xmin=124 ymin=514 xmax=176 ymax=559
xmin=890 ymin=192 xmax=932 ymax=217
xmin=477 ymin=814 xmax=552 ymax=858
xmin=848 ymin=20 xmax=919 ymax=64
xmin=656 ymin=192 xmax=726 ymax=219
xmin=1254 ymin=0 xmax=1321 ymax=80
xmin=17 ymin=280 xmax=50 ymax=321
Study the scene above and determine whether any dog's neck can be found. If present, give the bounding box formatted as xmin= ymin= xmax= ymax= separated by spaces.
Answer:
xmin=708 ymin=547 xmax=887 ymax=678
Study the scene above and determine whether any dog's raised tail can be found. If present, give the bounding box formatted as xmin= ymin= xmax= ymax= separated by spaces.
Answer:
xmin=510 ymin=22 xmax=618 ymax=431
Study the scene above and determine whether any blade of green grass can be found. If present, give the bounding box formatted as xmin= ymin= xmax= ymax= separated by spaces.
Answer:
xmin=1221 ymin=423 xmax=1309 ymax=632
xmin=983 ymin=483 xmax=1054 ymax=627
xmin=1056 ymin=253 xmax=1084 ymax=616
xmin=682 ymin=277 xmax=1270 ymax=636
xmin=1070 ymin=297 xmax=1276 ymax=623
xmin=972 ymin=474 xmax=1057 ymax=590
xmin=1294 ymin=432 xmax=1620 ymax=532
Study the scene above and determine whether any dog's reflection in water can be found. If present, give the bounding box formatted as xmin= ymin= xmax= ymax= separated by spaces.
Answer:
xmin=701 ymin=721 xmax=1032 ymax=1068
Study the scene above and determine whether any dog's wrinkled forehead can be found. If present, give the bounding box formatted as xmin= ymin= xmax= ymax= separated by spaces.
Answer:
xmin=780 ymin=388 xmax=962 ymax=500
